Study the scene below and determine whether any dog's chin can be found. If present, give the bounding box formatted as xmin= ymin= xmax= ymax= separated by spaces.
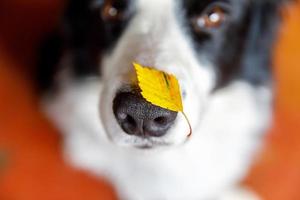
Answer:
xmin=132 ymin=140 xmax=173 ymax=150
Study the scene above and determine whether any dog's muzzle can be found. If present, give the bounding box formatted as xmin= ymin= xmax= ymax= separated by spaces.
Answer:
xmin=113 ymin=91 xmax=177 ymax=138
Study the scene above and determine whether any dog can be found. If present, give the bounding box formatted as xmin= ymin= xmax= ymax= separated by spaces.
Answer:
xmin=37 ymin=0 xmax=288 ymax=199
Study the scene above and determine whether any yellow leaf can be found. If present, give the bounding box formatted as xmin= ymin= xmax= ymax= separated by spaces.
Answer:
xmin=133 ymin=62 xmax=192 ymax=137
xmin=133 ymin=62 xmax=183 ymax=112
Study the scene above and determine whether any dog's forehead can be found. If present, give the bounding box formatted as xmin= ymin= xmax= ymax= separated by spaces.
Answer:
xmin=136 ymin=0 xmax=241 ymax=10
xmin=135 ymin=0 xmax=175 ymax=14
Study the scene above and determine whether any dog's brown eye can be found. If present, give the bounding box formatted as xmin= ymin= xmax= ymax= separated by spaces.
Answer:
xmin=101 ymin=0 xmax=127 ymax=21
xmin=191 ymin=5 xmax=228 ymax=32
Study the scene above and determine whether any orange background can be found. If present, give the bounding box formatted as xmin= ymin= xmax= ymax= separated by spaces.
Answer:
xmin=0 ymin=1 xmax=299 ymax=200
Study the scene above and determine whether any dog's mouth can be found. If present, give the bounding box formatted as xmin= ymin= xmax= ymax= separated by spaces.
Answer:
xmin=132 ymin=138 xmax=173 ymax=149
xmin=137 ymin=145 xmax=153 ymax=149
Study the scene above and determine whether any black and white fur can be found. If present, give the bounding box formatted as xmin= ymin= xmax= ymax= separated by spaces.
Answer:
xmin=37 ymin=0 xmax=287 ymax=199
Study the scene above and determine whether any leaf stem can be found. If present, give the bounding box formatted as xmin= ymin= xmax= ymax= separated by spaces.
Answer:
xmin=182 ymin=112 xmax=192 ymax=138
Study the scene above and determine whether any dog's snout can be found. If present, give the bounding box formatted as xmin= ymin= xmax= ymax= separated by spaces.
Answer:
xmin=113 ymin=92 xmax=177 ymax=137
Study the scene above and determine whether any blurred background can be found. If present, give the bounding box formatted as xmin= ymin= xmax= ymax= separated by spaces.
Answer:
xmin=0 ymin=0 xmax=299 ymax=199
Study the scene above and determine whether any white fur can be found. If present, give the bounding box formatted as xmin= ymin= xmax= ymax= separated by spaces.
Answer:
xmin=43 ymin=0 xmax=272 ymax=199
xmin=44 ymin=79 xmax=271 ymax=199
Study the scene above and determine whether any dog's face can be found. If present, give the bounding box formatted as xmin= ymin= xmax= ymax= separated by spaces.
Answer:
xmin=100 ymin=0 xmax=217 ymax=147
xmin=49 ymin=0 xmax=282 ymax=149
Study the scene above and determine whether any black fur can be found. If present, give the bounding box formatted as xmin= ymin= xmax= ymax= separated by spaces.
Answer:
xmin=36 ymin=32 xmax=63 ymax=92
xmin=36 ymin=0 xmax=286 ymax=92
xmin=63 ymin=0 xmax=135 ymax=75
xmin=183 ymin=0 xmax=284 ymax=88
xmin=36 ymin=0 xmax=135 ymax=91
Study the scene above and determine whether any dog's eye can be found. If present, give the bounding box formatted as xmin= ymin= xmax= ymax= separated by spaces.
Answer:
xmin=101 ymin=0 xmax=128 ymax=21
xmin=191 ymin=3 xmax=229 ymax=33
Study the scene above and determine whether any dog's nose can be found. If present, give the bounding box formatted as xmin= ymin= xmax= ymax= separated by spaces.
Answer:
xmin=113 ymin=92 xmax=177 ymax=137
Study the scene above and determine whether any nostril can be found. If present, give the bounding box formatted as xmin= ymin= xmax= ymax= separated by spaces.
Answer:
xmin=145 ymin=112 xmax=177 ymax=137
xmin=124 ymin=114 xmax=136 ymax=127
xmin=115 ymin=111 xmax=139 ymax=135
xmin=154 ymin=116 xmax=168 ymax=126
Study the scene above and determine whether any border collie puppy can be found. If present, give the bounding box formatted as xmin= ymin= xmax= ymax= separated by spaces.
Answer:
xmin=38 ymin=0 xmax=287 ymax=199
